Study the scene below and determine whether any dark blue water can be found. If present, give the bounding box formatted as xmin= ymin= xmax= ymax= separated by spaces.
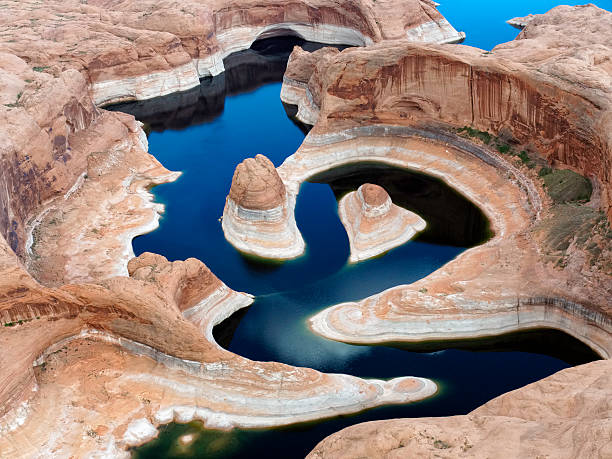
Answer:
xmin=438 ymin=0 xmax=612 ymax=50
xmin=118 ymin=3 xmax=608 ymax=456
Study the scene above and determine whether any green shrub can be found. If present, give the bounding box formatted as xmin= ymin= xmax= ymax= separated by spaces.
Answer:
xmin=496 ymin=143 xmax=511 ymax=154
xmin=457 ymin=126 xmax=492 ymax=144
xmin=539 ymin=167 xmax=553 ymax=177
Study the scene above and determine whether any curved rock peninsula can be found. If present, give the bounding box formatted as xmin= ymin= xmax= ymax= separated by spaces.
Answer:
xmin=277 ymin=5 xmax=612 ymax=348
xmin=338 ymin=183 xmax=426 ymax=262
xmin=0 ymin=1 xmax=610 ymax=458
xmin=223 ymin=154 xmax=305 ymax=259
xmin=277 ymin=4 xmax=612 ymax=455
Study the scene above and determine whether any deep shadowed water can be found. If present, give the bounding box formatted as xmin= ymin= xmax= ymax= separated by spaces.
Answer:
xmin=109 ymin=4 xmax=610 ymax=457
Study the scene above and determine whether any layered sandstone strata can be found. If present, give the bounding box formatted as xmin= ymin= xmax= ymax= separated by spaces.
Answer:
xmin=282 ymin=4 xmax=612 ymax=221
xmin=275 ymin=5 xmax=612 ymax=456
xmin=0 ymin=0 xmax=463 ymax=106
xmin=0 ymin=2 xmax=610 ymax=459
xmin=0 ymin=238 xmax=436 ymax=456
xmin=222 ymin=154 xmax=305 ymax=259
xmin=0 ymin=3 xmax=467 ymax=455
xmin=338 ymin=183 xmax=426 ymax=262
xmin=127 ymin=252 xmax=254 ymax=342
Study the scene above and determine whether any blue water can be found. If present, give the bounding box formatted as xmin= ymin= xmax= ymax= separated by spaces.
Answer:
xmin=438 ymin=0 xmax=612 ymax=50
xmin=121 ymin=3 xmax=608 ymax=456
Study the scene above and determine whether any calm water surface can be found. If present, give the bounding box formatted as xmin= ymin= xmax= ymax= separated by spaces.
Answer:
xmin=117 ymin=3 xmax=608 ymax=457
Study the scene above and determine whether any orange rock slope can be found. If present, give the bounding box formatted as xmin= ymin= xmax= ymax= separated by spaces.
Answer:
xmin=0 ymin=1 xmax=609 ymax=458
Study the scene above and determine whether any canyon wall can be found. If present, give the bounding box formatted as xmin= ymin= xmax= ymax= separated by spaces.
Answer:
xmin=0 ymin=0 xmax=463 ymax=106
xmin=288 ymin=5 xmax=612 ymax=220
xmin=0 ymin=0 xmax=462 ymax=268
xmin=0 ymin=63 xmax=100 ymax=256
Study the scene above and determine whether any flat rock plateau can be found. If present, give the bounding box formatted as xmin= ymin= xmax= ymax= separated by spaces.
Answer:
xmin=0 ymin=1 xmax=610 ymax=458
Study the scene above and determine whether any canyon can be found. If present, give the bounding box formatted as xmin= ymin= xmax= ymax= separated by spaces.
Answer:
xmin=0 ymin=1 xmax=610 ymax=458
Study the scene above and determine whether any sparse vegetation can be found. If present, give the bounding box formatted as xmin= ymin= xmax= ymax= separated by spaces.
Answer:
xmin=457 ymin=126 xmax=492 ymax=144
xmin=457 ymin=126 xmax=539 ymax=168
xmin=496 ymin=143 xmax=511 ymax=154
xmin=542 ymin=169 xmax=592 ymax=203
xmin=4 ymin=91 xmax=22 ymax=108
xmin=32 ymin=65 xmax=49 ymax=72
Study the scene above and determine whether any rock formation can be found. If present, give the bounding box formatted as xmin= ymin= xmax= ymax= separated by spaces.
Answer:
xmin=278 ymin=5 xmax=612 ymax=456
xmin=0 ymin=1 xmax=466 ymax=454
xmin=308 ymin=359 xmax=612 ymax=458
xmin=223 ymin=154 xmax=304 ymax=259
xmin=127 ymin=252 xmax=254 ymax=342
xmin=507 ymin=14 xmax=536 ymax=29
xmin=0 ymin=1 xmax=610 ymax=458
xmin=282 ymin=4 xmax=612 ymax=222
xmin=338 ymin=183 xmax=426 ymax=262
xmin=0 ymin=0 xmax=463 ymax=107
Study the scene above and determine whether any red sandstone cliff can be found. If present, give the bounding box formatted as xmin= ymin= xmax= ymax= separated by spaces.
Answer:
xmin=288 ymin=5 xmax=612 ymax=221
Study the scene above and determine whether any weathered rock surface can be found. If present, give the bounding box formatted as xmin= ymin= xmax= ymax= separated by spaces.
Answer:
xmin=276 ymin=5 xmax=612 ymax=456
xmin=507 ymin=13 xmax=536 ymax=29
xmin=223 ymin=154 xmax=305 ymax=259
xmin=338 ymin=183 xmax=426 ymax=262
xmin=0 ymin=238 xmax=436 ymax=456
xmin=308 ymin=359 xmax=612 ymax=459
xmin=0 ymin=2 xmax=610 ymax=458
xmin=127 ymin=252 xmax=254 ymax=340
xmin=0 ymin=0 xmax=463 ymax=106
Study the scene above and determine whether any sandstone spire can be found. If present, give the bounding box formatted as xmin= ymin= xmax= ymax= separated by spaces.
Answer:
xmin=222 ymin=154 xmax=305 ymax=259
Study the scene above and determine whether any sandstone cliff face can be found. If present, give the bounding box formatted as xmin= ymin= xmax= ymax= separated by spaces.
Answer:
xmin=0 ymin=0 xmax=462 ymax=106
xmin=0 ymin=62 xmax=100 ymax=256
xmin=287 ymin=5 xmax=612 ymax=221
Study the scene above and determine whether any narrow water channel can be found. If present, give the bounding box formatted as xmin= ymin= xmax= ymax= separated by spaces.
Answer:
xmin=109 ymin=32 xmax=601 ymax=459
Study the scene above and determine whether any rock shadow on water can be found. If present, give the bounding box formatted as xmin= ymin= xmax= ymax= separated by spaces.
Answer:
xmin=376 ymin=328 xmax=602 ymax=367
xmin=108 ymin=36 xmax=350 ymax=132
xmin=308 ymin=162 xmax=493 ymax=247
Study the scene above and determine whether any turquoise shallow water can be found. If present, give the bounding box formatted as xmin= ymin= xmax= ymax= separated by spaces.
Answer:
xmin=112 ymin=3 xmax=610 ymax=457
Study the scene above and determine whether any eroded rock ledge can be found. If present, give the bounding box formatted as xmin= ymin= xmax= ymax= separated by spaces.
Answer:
xmin=308 ymin=359 xmax=612 ymax=458
xmin=0 ymin=0 xmax=463 ymax=107
xmin=281 ymin=4 xmax=612 ymax=222
xmin=275 ymin=5 xmax=612 ymax=456
xmin=0 ymin=1 xmax=466 ymax=455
